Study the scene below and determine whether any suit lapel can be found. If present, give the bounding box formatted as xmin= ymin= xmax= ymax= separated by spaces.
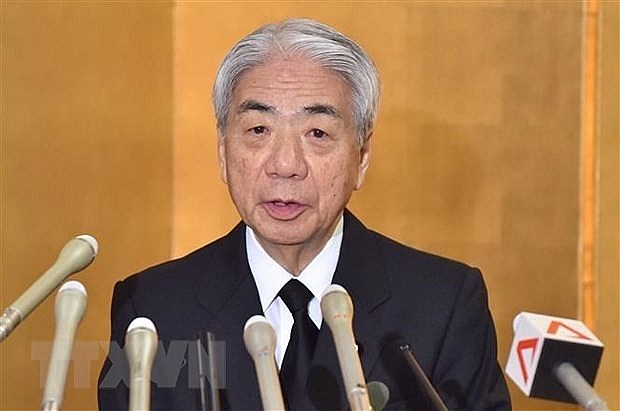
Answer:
xmin=195 ymin=223 xmax=265 ymax=410
xmin=336 ymin=211 xmax=391 ymax=377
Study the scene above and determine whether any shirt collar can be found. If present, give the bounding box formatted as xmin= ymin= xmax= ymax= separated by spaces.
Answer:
xmin=246 ymin=215 xmax=344 ymax=312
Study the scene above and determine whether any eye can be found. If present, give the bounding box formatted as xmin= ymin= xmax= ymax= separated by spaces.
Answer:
xmin=250 ymin=126 xmax=266 ymax=135
xmin=309 ymin=128 xmax=327 ymax=139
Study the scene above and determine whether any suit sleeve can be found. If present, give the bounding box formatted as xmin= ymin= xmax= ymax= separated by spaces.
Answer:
xmin=432 ymin=268 xmax=511 ymax=411
xmin=98 ymin=280 xmax=137 ymax=411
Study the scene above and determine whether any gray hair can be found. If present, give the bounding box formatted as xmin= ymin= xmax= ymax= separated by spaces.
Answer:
xmin=212 ymin=18 xmax=380 ymax=145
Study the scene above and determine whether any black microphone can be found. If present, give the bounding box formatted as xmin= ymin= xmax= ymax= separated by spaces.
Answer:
xmin=196 ymin=331 xmax=221 ymax=411
xmin=505 ymin=312 xmax=607 ymax=409
xmin=0 ymin=235 xmax=98 ymax=342
xmin=400 ymin=344 xmax=448 ymax=411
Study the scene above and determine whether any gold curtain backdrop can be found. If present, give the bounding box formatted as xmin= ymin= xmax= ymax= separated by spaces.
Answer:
xmin=1 ymin=1 xmax=617 ymax=410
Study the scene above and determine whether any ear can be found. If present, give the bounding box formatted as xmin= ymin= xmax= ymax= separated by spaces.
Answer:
xmin=217 ymin=132 xmax=228 ymax=184
xmin=354 ymin=132 xmax=372 ymax=190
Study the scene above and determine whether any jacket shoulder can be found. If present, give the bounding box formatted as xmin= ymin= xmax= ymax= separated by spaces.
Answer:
xmin=368 ymin=228 xmax=478 ymax=284
xmin=115 ymin=222 xmax=245 ymax=309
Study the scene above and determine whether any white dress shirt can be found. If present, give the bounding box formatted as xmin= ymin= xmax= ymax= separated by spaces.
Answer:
xmin=246 ymin=215 xmax=344 ymax=368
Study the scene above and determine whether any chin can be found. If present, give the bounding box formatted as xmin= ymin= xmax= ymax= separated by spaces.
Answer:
xmin=251 ymin=221 xmax=312 ymax=245
xmin=261 ymin=230 xmax=310 ymax=247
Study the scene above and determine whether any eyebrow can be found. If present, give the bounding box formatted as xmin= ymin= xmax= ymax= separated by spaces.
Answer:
xmin=237 ymin=99 xmax=277 ymax=115
xmin=303 ymin=104 xmax=342 ymax=119
xmin=236 ymin=100 xmax=342 ymax=119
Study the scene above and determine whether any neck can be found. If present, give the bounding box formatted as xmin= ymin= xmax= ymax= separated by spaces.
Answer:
xmin=252 ymin=216 xmax=343 ymax=275
xmin=257 ymin=238 xmax=324 ymax=276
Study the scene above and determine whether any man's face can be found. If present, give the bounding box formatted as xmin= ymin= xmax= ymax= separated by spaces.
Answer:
xmin=218 ymin=55 xmax=371 ymax=254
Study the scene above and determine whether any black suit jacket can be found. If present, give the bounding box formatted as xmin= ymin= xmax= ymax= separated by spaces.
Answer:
xmin=98 ymin=210 xmax=510 ymax=410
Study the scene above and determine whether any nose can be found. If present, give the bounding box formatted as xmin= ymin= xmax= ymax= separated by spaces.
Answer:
xmin=265 ymin=132 xmax=308 ymax=179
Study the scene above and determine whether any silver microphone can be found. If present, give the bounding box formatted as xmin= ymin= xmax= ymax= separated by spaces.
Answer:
xmin=125 ymin=317 xmax=158 ymax=411
xmin=40 ymin=281 xmax=88 ymax=411
xmin=0 ymin=235 xmax=98 ymax=342
xmin=321 ymin=284 xmax=371 ymax=410
xmin=243 ymin=315 xmax=285 ymax=410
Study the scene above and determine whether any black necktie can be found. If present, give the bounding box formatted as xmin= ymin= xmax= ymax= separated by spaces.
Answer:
xmin=278 ymin=279 xmax=319 ymax=409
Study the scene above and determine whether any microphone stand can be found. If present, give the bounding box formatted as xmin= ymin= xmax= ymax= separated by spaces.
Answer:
xmin=197 ymin=331 xmax=221 ymax=411
xmin=554 ymin=363 xmax=608 ymax=411
xmin=400 ymin=344 xmax=448 ymax=411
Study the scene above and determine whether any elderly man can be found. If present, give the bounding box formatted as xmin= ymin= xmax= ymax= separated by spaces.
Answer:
xmin=99 ymin=18 xmax=511 ymax=410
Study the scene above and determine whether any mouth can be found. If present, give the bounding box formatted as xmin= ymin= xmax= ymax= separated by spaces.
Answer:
xmin=262 ymin=200 xmax=307 ymax=220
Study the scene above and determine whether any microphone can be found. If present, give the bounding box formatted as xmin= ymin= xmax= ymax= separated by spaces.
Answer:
xmin=125 ymin=317 xmax=158 ymax=411
xmin=243 ymin=315 xmax=285 ymax=410
xmin=321 ymin=284 xmax=371 ymax=411
xmin=505 ymin=312 xmax=607 ymax=410
xmin=40 ymin=281 xmax=88 ymax=411
xmin=367 ymin=381 xmax=390 ymax=411
xmin=196 ymin=331 xmax=221 ymax=411
xmin=400 ymin=344 xmax=448 ymax=411
xmin=0 ymin=235 xmax=98 ymax=342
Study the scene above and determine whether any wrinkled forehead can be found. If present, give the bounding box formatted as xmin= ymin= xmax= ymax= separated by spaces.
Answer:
xmin=229 ymin=54 xmax=354 ymax=116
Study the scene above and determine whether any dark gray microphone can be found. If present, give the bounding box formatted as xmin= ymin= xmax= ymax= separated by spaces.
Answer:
xmin=40 ymin=281 xmax=88 ymax=411
xmin=367 ymin=381 xmax=390 ymax=411
xmin=0 ymin=235 xmax=98 ymax=342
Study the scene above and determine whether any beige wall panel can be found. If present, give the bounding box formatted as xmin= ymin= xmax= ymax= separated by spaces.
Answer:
xmin=173 ymin=2 xmax=599 ymax=410
xmin=596 ymin=2 xmax=619 ymax=408
xmin=2 ymin=1 xmax=614 ymax=410
xmin=1 ymin=2 xmax=173 ymax=409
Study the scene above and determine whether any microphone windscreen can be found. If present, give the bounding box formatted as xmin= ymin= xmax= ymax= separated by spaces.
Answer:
xmin=243 ymin=315 xmax=276 ymax=356
xmin=127 ymin=317 xmax=156 ymax=333
xmin=505 ymin=312 xmax=604 ymax=403
xmin=76 ymin=234 xmax=99 ymax=256
xmin=367 ymin=381 xmax=390 ymax=411
xmin=58 ymin=280 xmax=87 ymax=296
xmin=320 ymin=284 xmax=352 ymax=327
